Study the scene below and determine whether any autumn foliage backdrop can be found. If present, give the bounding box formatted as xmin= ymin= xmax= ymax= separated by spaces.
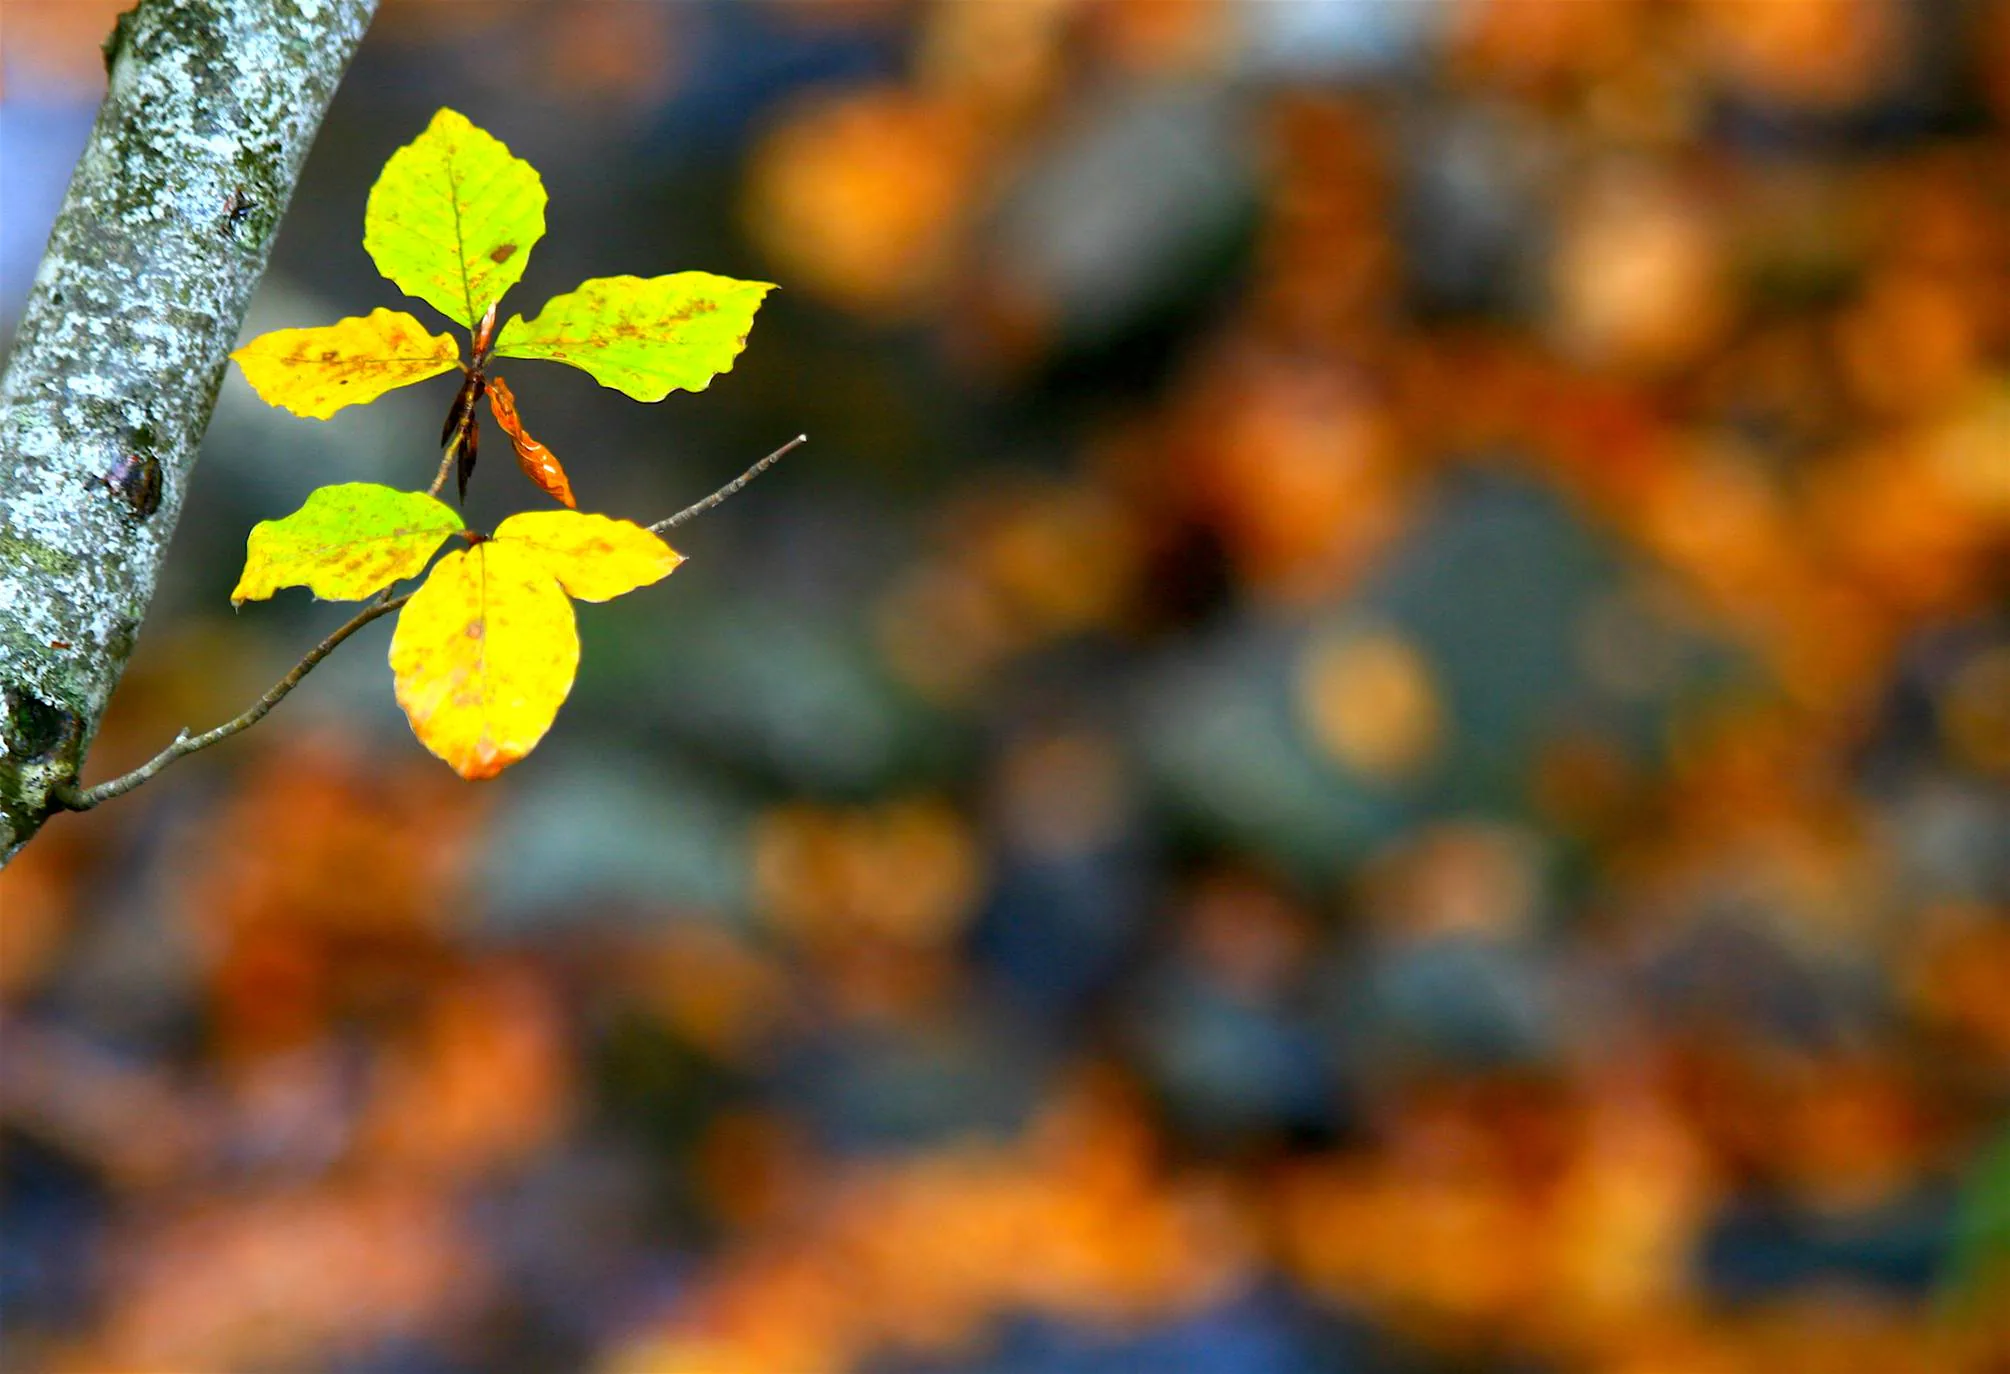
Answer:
xmin=4 ymin=1 xmax=2010 ymax=1371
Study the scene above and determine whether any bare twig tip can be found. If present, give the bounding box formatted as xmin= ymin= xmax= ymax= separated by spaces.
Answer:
xmin=650 ymin=434 xmax=806 ymax=534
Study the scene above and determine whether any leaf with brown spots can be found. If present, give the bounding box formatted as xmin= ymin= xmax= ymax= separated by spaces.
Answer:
xmin=214 ymin=109 xmax=780 ymax=785
xmin=491 ymin=509 xmax=681 ymax=601
xmin=486 ymin=376 xmax=576 ymax=507
xmin=389 ymin=539 xmax=579 ymax=780
xmin=363 ymin=108 xmax=547 ymax=328
xmin=493 ymin=272 xmax=774 ymax=402
xmin=230 ymin=484 xmax=464 ymax=605
xmin=231 ymin=310 xmax=462 ymax=419
xmin=386 ymin=509 xmax=680 ymax=778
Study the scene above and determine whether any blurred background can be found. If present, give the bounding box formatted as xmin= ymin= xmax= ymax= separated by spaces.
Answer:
xmin=5 ymin=0 xmax=2010 ymax=1369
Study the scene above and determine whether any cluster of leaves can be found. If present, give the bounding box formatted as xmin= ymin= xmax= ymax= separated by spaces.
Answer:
xmin=229 ymin=110 xmax=770 ymax=779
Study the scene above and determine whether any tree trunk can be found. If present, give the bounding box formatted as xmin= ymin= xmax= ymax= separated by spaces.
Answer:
xmin=0 ymin=0 xmax=376 ymax=863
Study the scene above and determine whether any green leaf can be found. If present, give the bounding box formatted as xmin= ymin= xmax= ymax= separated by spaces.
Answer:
xmin=231 ymin=483 xmax=463 ymax=605
xmin=363 ymin=108 xmax=547 ymax=328
xmin=493 ymin=273 xmax=774 ymax=402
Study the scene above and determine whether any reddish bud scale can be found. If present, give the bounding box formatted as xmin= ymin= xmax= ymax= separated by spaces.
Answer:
xmin=487 ymin=376 xmax=576 ymax=508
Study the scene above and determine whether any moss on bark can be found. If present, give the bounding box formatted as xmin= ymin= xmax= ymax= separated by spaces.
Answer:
xmin=0 ymin=0 xmax=377 ymax=861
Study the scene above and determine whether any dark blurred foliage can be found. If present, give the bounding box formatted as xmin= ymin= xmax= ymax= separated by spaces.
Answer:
xmin=5 ymin=0 xmax=2010 ymax=1370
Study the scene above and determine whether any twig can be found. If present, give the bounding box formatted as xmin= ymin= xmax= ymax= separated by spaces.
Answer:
xmin=50 ymin=434 xmax=805 ymax=812
xmin=651 ymin=435 xmax=805 ymax=533
xmin=428 ymin=431 xmax=459 ymax=497
xmin=53 ymin=591 xmax=412 ymax=812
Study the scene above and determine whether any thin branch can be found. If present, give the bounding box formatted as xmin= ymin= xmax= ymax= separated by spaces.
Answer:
xmin=57 ymin=428 xmax=465 ymax=809
xmin=651 ymin=435 xmax=805 ymax=533
xmin=50 ymin=434 xmax=806 ymax=812
xmin=429 ymin=430 xmax=460 ymax=497
xmin=53 ymin=589 xmax=411 ymax=812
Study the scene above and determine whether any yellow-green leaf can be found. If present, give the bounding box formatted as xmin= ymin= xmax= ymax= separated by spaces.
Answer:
xmin=231 ymin=483 xmax=462 ymax=605
xmin=231 ymin=310 xmax=461 ymax=419
xmin=493 ymin=509 xmax=683 ymax=602
xmin=389 ymin=540 xmax=579 ymax=780
xmin=493 ymin=273 xmax=774 ymax=401
xmin=363 ymin=108 xmax=547 ymax=328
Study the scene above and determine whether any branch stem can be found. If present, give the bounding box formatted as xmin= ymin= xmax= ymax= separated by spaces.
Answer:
xmin=429 ymin=431 xmax=459 ymax=497
xmin=53 ymin=590 xmax=411 ymax=812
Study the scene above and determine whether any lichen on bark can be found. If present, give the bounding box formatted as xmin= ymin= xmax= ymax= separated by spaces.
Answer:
xmin=0 ymin=0 xmax=377 ymax=863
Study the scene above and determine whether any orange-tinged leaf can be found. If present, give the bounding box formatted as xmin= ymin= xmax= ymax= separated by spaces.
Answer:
xmin=389 ymin=540 xmax=579 ymax=780
xmin=493 ymin=272 xmax=774 ymax=402
xmin=493 ymin=509 xmax=683 ymax=602
xmin=231 ymin=310 xmax=461 ymax=419
xmin=487 ymin=376 xmax=576 ymax=507
xmin=231 ymin=483 xmax=463 ymax=605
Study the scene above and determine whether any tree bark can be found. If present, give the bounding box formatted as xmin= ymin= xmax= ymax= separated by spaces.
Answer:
xmin=0 ymin=0 xmax=376 ymax=863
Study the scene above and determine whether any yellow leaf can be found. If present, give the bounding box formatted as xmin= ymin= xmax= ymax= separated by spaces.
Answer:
xmin=493 ymin=509 xmax=683 ymax=602
xmin=493 ymin=273 xmax=773 ymax=401
xmin=231 ymin=483 xmax=463 ymax=605
xmin=231 ymin=310 xmax=461 ymax=419
xmin=363 ymin=108 xmax=547 ymax=328
xmin=389 ymin=540 xmax=579 ymax=780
